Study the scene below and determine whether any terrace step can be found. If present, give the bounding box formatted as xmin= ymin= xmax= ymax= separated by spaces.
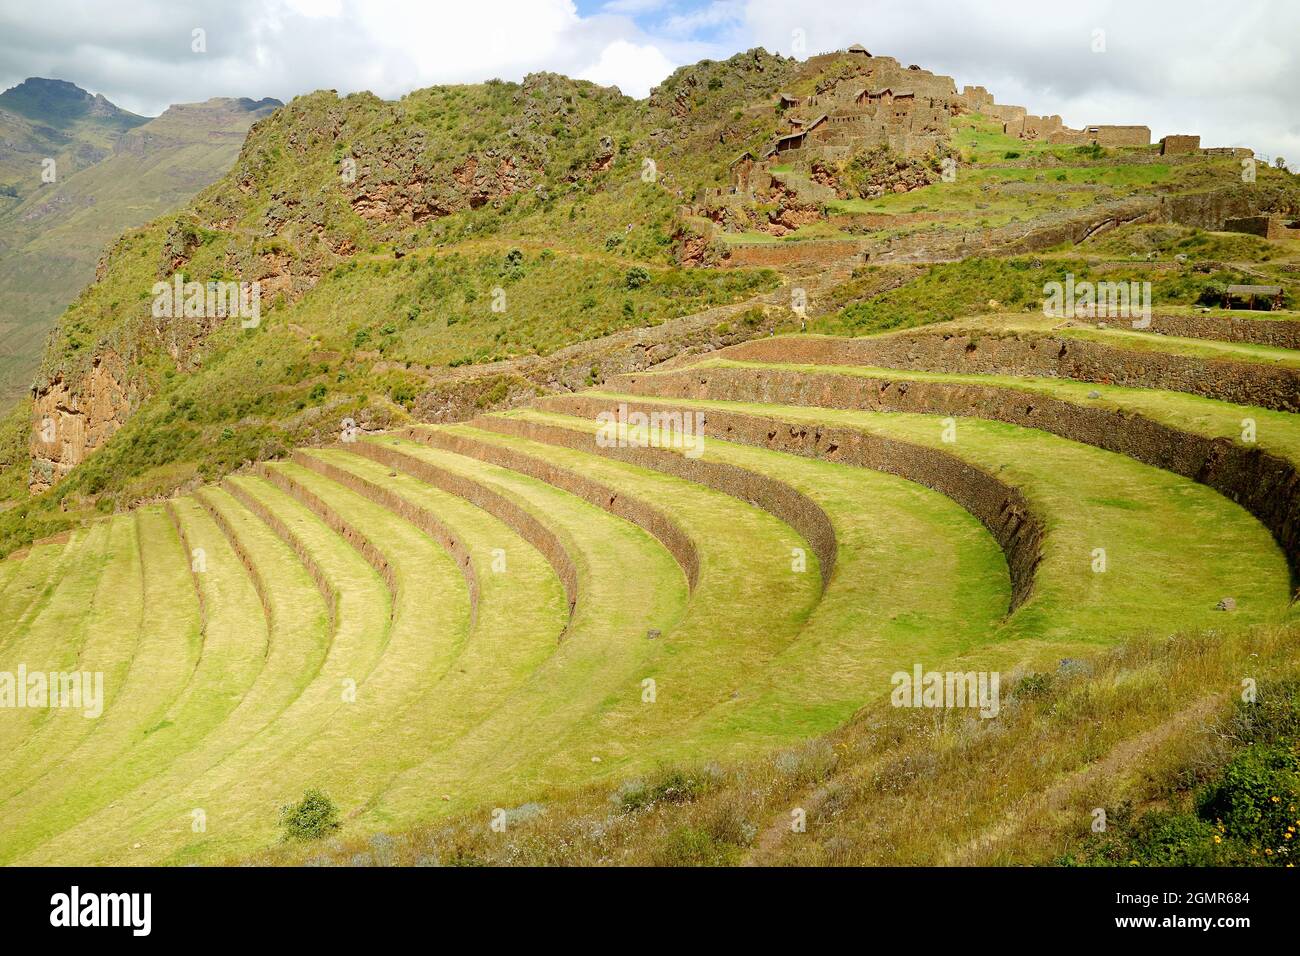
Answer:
xmin=537 ymin=394 xmax=1045 ymax=612
xmin=0 ymin=508 xmax=201 ymax=861
xmin=235 ymin=462 xmax=473 ymax=829
xmin=0 ymin=529 xmax=82 ymax=654
xmin=715 ymin=329 xmax=1300 ymax=411
xmin=60 ymin=485 xmax=337 ymax=862
xmin=468 ymin=412 xmax=839 ymax=590
xmin=608 ymin=359 xmax=1300 ymax=591
xmin=357 ymin=437 xmax=689 ymax=823
xmin=2 ymin=499 xmax=267 ymax=864
xmin=396 ymin=422 xmax=823 ymax=761
xmin=0 ymin=522 xmax=113 ymax=760
xmin=567 ymin=392 xmax=1292 ymax=643
xmin=0 ymin=515 xmax=143 ymax=802
xmin=400 ymin=425 xmax=702 ymax=592
xmin=483 ymin=406 xmax=1011 ymax=739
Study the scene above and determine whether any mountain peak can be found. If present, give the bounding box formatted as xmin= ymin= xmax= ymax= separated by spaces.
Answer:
xmin=0 ymin=77 xmax=148 ymax=128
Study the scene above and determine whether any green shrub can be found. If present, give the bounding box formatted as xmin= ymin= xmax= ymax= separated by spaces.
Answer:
xmin=1196 ymin=742 xmax=1299 ymax=856
xmin=624 ymin=266 xmax=650 ymax=290
xmin=1065 ymin=680 xmax=1300 ymax=866
xmin=1125 ymin=811 xmax=1224 ymax=866
xmin=618 ymin=767 xmax=715 ymax=813
xmin=279 ymin=788 xmax=340 ymax=841
xmin=1013 ymin=672 xmax=1054 ymax=699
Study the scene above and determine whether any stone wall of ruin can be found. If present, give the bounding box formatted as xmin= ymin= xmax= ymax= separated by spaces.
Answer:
xmin=1161 ymin=135 xmax=1201 ymax=154
xmin=723 ymin=238 xmax=865 ymax=268
xmin=1224 ymin=215 xmax=1300 ymax=241
xmin=1044 ymin=125 xmax=1151 ymax=147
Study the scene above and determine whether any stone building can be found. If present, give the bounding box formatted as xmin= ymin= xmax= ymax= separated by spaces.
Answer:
xmin=1224 ymin=215 xmax=1300 ymax=241
xmin=1029 ymin=123 xmax=1151 ymax=147
xmin=764 ymin=49 xmax=958 ymax=164
xmin=1160 ymin=134 xmax=1201 ymax=154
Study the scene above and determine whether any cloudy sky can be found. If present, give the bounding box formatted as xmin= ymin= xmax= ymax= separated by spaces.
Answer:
xmin=1 ymin=0 xmax=1297 ymax=160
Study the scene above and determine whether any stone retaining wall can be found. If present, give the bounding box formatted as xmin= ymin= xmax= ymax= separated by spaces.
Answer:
xmin=401 ymin=427 xmax=701 ymax=593
xmin=539 ymin=394 xmax=1042 ymax=613
xmin=608 ymin=364 xmax=1300 ymax=592
xmin=257 ymin=462 xmax=400 ymax=609
xmin=720 ymin=333 xmax=1300 ymax=411
xmin=292 ymin=450 xmax=482 ymax=632
xmin=224 ymin=478 xmax=338 ymax=633
xmin=347 ymin=440 xmax=579 ymax=624
xmin=475 ymin=415 xmax=838 ymax=589
xmin=1142 ymin=314 xmax=1300 ymax=349
xmin=194 ymin=488 xmax=274 ymax=637
xmin=164 ymin=500 xmax=208 ymax=637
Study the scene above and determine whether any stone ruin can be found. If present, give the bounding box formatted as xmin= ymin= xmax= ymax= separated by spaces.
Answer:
xmin=1223 ymin=215 xmax=1300 ymax=241
xmin=719 ymin=44 xmax=1166 ymax=200
xmin=1160 ymin=134 xmax=1201 ymax=155
xmin=765 ymin=51 xmax=960 ymax=165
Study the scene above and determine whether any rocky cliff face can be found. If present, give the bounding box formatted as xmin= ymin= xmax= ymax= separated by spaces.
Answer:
xmin=28 ymin=350 xmax=131 ymax=494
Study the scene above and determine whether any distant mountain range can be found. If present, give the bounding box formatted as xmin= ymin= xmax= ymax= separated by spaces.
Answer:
xmin=0 ymin=78 xmax=281 ymax=402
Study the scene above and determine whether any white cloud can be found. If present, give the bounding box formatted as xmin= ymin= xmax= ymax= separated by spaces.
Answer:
xmin=283 ymin=0 xmax=343 ymax=17
xmin=0 ymin=0 xmax=1295 ymax=161
xmin=579 ymin=39 xmax=676 ymax=96
xmin=0 ymin=0 xmax=679 ymax=113
xmin=601 ymin=0 xmax=669 ymax=14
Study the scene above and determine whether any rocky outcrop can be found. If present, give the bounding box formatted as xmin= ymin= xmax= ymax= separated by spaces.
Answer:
xmin=28 ymin=350 xmax=131 ymax=494
xmin=762 ymin=180 xmax=824 ymax=236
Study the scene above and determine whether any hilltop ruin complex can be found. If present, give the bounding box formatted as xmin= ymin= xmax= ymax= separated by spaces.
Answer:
xmin=725 ymin=44 xmax=1239 ymax=197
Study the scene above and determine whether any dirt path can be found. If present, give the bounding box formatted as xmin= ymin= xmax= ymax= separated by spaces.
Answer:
xmin=945 ymin=692 xmax=1228 ymax=866
xmin=742 ymin=692 xmax=1227 ymax=867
